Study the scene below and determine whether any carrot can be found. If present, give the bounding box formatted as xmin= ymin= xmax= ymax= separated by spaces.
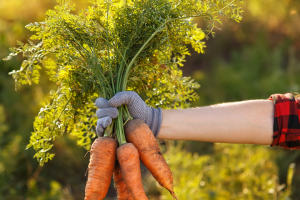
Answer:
xmin=84 ymin=137 xmax=117 ymax=200
xmin=113 ymin=162 xmax=135 ymax=200
xmin=124 ymin=119 xmax=177 ymax=199
xmin=117 ymin=143 xmax=148 ymax=200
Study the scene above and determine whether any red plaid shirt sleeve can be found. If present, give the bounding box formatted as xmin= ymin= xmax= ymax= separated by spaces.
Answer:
xmin=268 ymin=93 xmax=300 ymax=150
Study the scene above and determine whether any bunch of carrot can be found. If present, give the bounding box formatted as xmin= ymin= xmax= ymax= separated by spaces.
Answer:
xmin=5 ymin=0 xmax=243 ymax=167
xmin=84 ymin=119 xmax=177 ymax=200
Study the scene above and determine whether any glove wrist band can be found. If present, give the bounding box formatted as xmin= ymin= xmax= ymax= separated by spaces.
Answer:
xmin=147 ymin=108 xmax=162 ymax=138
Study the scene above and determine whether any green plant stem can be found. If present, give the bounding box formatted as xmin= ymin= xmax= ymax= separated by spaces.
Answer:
xmin=116 ymin=57 xmax=126 ymax=93
xmin=115 ymin=106 xmax=127 ymax=145
xmin=106 ymin=1 xmax=115 ymax=94
xmin=103 ymin=121 xmax=114 ymax=137
xmin=123 ymin=105 xmax=132 ymax=121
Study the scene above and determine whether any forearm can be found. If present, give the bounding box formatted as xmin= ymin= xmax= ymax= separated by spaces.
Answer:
xmin=158 ymin=100 xmax=274 ymax=145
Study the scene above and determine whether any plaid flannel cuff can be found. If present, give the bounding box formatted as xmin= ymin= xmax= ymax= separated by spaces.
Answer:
xmin=268 ymin=93 xmax=300 ymax=150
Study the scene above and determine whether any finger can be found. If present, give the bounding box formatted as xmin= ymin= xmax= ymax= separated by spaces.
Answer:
xmin=96 ymin=107 xmax=118 ymax=119
xmin=95 ymin=97 xmax=110 ymax=108
xmin=108 ymin=91 xmax=137 ymax=107
xmin=97 ymin=116 xmax=112 ymax=128
xmin=96 ymin=124 xmax=104 ymax=137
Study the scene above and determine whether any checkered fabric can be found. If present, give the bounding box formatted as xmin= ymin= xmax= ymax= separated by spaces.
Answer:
xmin=268 ymin=93 xmax=300 ymax=149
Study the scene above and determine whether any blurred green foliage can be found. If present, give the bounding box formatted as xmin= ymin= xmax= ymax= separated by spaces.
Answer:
xmin=186 ymin=14 xmax=300 ymax=200
xmin=0 ymin=105 xmax=74 ymax=199
xmin=156 ymin=142 xmax=295 ymax=200
xmin=1 ymin=0 xmax=300 ymax=199
xmin=0 ymin=1 xmax=92 ymax=199
xmin=192 ymin=36 xmax=300 ymax=105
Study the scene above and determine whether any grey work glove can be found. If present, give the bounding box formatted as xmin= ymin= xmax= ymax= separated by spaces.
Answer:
xmin=95 ymin=91 xmax=162 ymax=138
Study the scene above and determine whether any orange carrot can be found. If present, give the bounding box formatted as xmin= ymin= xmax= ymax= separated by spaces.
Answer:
xmin=117 ymin=143 xmax=148 ymax=200
xmin=124 ymin=119 xmax=177 ymax=199
xmin=113 ymin=162 xmax=134 ymax=200
xmin=84 ymin=137 xmax=117 ymax=200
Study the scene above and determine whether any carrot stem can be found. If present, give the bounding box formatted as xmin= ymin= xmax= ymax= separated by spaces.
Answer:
xmin=103 ymin=121 xmax=114 ymax=137
xmin=115 ymin=107 xmax=127 ymax=145
xmin=106 ymin=0 xmax=115 ymax=94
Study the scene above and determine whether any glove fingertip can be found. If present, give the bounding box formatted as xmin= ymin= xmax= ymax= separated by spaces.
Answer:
xmin=96 ymin=125 xmax=104 ymax=137
xmin=102 ymin=116 xmax=112 ymax=128
xmin=95 ymin=97 xmax=109 ymax=108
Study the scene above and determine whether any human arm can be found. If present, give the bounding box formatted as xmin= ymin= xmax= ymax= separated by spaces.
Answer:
xmin=95 ymin=91 xmax=274 ymax=145
xmin=158 ymin=100 xmax=274 ymax=145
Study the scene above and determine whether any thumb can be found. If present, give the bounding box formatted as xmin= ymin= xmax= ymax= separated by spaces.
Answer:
xmin=108 ymin=91 xmax=135 ymax=107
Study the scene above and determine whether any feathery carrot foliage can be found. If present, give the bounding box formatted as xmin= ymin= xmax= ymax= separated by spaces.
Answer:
xmin=4 ymin=0 xmax=243 ymax=165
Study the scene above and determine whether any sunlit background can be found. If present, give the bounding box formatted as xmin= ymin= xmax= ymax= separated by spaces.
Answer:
xmin=0 ymin=0 xmax=300 ymax=199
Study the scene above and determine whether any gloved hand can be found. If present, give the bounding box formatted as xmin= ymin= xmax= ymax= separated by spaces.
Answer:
xmin=95 ymin=91 xmax=162 ymax=138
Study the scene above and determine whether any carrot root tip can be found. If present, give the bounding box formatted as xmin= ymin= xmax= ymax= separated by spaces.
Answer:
xmin=170 ymin=191 xmax=178 ymax=200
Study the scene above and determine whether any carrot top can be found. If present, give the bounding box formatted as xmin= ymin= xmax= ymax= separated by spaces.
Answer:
xmin=4 ymin=0 xmax=243 ymax=165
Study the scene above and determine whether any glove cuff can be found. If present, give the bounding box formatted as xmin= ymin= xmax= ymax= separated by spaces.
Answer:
xmin=148 ymin=108 xmax=162 ymax=138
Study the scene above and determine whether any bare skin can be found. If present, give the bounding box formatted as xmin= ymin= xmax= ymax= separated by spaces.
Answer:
xmin=158 ymin=100 xmax=274 ymax=145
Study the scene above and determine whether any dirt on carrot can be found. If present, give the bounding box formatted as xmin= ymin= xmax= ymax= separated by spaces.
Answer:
xmin=124 ymin=119 xmax=177 ymax=199
xmin=114 ymin=161 xmax=134 ymax=200
xmin=117 ymin=143 xmax=148 ymax=200
xmin=84 ymin=137 xmax=117 ymax=200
